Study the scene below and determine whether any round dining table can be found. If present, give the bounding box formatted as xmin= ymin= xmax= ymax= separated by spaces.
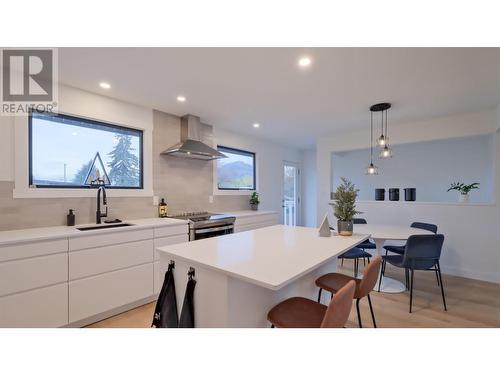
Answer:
xmin=353 ymin=224 xmax=433 ymax=293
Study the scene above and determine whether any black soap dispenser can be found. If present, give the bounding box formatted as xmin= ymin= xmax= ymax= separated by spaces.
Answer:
xmin=67 ymin=209 xmax=75 ymax=226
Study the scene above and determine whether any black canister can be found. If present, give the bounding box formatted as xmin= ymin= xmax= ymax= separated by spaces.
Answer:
xmin=404 ymin=188 xmax=416 ymax=201
xmin=375 ymin=188 xmax=385 ymax=201
xmin=389 ymin=188 xmax=400 ymax=201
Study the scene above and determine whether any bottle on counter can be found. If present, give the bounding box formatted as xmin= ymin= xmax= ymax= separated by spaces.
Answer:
xmin=158 ymin=198 xmax=168 ymax=218
xmin=67 ymin=209 xmax=76 ymax=226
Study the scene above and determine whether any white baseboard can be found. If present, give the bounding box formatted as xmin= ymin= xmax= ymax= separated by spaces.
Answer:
xmin=439 ymin=265 xmax=500 ymax=284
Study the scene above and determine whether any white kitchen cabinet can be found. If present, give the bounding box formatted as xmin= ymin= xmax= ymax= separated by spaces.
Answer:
xmin=234 ymin=212 xmax=279 ymax=233
xmin=69 ymin=228 xmax=154 ymax=251
xmin=69 ymin=239 xmax=153 ymax=280
xmin=0 ymin=239 xmax=69 ymax=328
xmin=0 ymin=220 xmax=189 ymax=327
xmin=0 ymin=239 xmax=67 ymax=262
xmin=153 ymin=234 xmax=189 ymax=293
xmin=0 ymin=283 xmax=68 ymax=328
xmin=69 ymin=263 xmax=153 ymax=323
xmin=154 ymin=234 xmax=189 ymax=261
xmin=154 ymin=225 xmax=188 ymax=238
xmin=0 ymin=253 xmax=68 ymax=296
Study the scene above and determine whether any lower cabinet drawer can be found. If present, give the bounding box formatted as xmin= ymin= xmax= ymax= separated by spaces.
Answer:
xmin=0 ymin=253 xmax=68 ymax=297
xmin=0 ymin=283 xmax=68 ymax=328
xmin=154 ymin=234 xmax=189 ymax=261
xmin=69 ymin=263 xmax=153 ymax=323
xmin=69 ymin=240 xmax=153 ymax=280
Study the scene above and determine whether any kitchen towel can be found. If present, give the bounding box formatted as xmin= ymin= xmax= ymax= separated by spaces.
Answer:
xmin=179 ymin=277 xmax=197 ymax=328
xmin=152 ymin=262 xmax=179 ymax=328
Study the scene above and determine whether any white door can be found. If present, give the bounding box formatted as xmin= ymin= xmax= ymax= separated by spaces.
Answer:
xmin=282 ymin=162 xmax=300 ymax=226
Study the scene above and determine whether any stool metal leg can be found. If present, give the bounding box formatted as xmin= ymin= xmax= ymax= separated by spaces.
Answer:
xmin=317 ymin=288 xmax=323 ymax=303
xmin=356 ymin=298 xmax=362 ymax=328
xmin=367 ymin=294 xmax=377 ymax=328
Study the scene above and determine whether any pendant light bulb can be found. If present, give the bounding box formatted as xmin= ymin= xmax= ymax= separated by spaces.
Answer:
xmin=366 ymin=162 xmax=378 ymax=175
xmin=377 ymin=135 xmax=387 ymax=147
xmin=379 ymin=144 xmax=393 ymax=159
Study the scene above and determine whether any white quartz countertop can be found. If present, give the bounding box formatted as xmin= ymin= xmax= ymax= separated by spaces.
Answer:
xmin=0 ymin=217 xmax=187 ymax=246
xmin=157 ymin=225 xmax=368 ymax=290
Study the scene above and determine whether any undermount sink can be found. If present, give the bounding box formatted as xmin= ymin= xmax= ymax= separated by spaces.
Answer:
xmin=76 ymin=223 xmax=135 ymax=231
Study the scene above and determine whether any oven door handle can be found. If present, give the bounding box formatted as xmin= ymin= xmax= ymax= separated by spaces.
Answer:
xmin=194 ymin=225 xmax=234 ymax=234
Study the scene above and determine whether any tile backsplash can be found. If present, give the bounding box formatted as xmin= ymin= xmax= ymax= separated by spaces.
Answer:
xmin=0 ymin=110 xmax=249 ymax=231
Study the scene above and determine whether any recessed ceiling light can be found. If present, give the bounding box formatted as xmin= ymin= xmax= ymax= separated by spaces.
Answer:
xmin=298 ymin=56 xmax=312 ymax=67
xmin=99 ymin=82 xmax=111 ymax=89
xmin=253 ymin=123 xmax=260 ymax=128
xmin=71 ymin=132 xmax=78 ymax=136
xmin=177 ymin=96 xmax=186 ymax=102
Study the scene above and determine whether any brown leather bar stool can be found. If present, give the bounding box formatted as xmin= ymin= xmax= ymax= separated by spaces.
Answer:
xmin=315 ymin=256 xmax=381 ymax=328
xmin=267 ymin=280 xmax=356 ymax=328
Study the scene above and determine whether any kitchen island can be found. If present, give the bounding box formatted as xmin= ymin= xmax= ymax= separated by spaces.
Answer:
xmin=157 ymin=225 xmax=368 ymax=328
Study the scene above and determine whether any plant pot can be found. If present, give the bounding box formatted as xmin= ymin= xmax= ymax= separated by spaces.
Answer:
xmin=337 ymin=220 xmax=353 ymax=236
xmin=250 ymin=203 xmax=259 ymax=210
xmin=459 ymin=194 xmax=469 ymax=203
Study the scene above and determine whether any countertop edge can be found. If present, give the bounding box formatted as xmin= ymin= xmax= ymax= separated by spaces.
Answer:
xmin=0 ymin=210 xmax=278 ymax=247
xmin=157 ymin=232 xmax=369 ymax=291
xmin=0 ymin=219 xmax=188 ymax=247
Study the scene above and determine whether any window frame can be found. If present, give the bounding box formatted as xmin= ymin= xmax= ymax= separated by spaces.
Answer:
xmin=28 ymin=110 xmax=144 ymax=189
xmin=216 ymin=145 xmax=257 ymax=191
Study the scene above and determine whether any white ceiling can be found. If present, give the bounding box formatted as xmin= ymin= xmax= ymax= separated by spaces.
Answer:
xmin=58 ymin=48 xmax=500 ymax=149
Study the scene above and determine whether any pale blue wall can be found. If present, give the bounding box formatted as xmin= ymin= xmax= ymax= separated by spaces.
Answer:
xmin=332 ymin=134 xmax=496 ymax=203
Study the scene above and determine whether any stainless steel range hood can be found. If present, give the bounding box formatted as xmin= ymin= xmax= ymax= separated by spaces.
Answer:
xmin=161 ymin=114 xmax=227 ymax=160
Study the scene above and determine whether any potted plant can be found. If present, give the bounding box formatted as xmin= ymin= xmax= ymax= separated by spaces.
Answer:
xmin=331 ymin=178 xmax=361 ymax=236
xmin=447 ymin=182 xmax=479 ymax=203
xmin=249 ymin=192 xmax=260 ymax=210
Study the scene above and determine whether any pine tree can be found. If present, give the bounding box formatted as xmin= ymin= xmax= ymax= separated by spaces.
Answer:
xmin=73 ymin=159 xmax=93 ymax=184
xmin=107 ymin=134 xmax=139 ymax=186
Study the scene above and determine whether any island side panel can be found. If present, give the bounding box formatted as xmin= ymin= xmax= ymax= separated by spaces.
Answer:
xmin=159 ymin=252 xmax=230 ymax=327
xmin=226 ymin=258 xmax=338 ymax=328
xmin=159 ymin=251 xmax=339 ymax=328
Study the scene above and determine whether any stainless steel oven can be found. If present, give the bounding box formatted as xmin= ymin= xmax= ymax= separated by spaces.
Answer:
xmin=168 ymin=212 xmax=235 ymax=241
xmin=190 ymin=222 xmax=234 ymax=241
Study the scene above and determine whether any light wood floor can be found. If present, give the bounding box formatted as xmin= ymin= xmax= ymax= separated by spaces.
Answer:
xmin=86 ymin=263 xmax=500 ymax=328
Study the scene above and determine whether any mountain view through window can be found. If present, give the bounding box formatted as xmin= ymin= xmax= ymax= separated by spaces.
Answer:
xmin=216 ymin=146 xmax=256 ymax=190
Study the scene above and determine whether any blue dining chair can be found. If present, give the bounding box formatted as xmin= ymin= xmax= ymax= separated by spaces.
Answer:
xmin=353 ymin=218 xmax=377 ymax=255
xmin=384 ymin=222 xmax=439 ymax=287
xmin=378 ymin=234 xmax=447 ymax=313
xmin=337 ymin=218 xmax=375 ymax=277
xmin=384 ymin=222 xmax=438 ymax=255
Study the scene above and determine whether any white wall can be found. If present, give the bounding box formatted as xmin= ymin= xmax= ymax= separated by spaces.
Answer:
xmin=301 ymin=149 xmax=317 ymax=227
xmin=12 ymin=85 xmax=155 ymax=198
xmin=316 ymin=109 xmax=500 ymax=283
xmin=0 ymin=84 xmax=303 ymax=228
xmin=332 ymin=134 xmax=496 ymax=203
xmin=0 ymin=115 xmax=14 ymax=181
xmin=214 ymin=128 xmax=302 ymax=224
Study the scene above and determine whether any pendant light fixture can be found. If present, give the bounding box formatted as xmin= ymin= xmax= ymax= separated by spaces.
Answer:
xmin=366 ymin=111 xmax=378 ymax=175
xmin=379 ymin=105 xmax=393 ymax=158
xmin=372 ymin=102 xmax=391 ymax=148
